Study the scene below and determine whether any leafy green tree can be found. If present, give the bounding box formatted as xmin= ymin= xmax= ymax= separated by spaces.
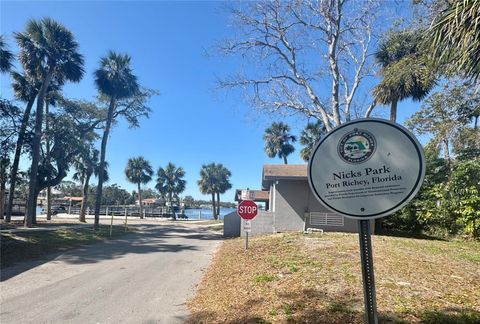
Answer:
xmin=96 ymin=184 xmax=132 ymax=206
xmin=453 ymin=128 xmax=480 ymax=161
xmin=56 ymin=181 xmax=83 ymax=197
xmin=0 ymin=35 xmax=14 ymax=73
xmin=138 ymin=188 xmax=157 ymax=199
xmin=93 ymin=51 xmax=154 ymax=229
xmin=430 ymin=0 xmax=480 ymax=79
xmin=15 ymin=18 xmax=84 ymax=226
xmin=447 ymin=158 xmax=480 ymax=239
xmin=385 ymin=142 xmax=450 ymax=233
xmin=198 ymin=163 xmax=218 ymax=219
xmin=156 ymin=162 xmax=186 ymax=219
xmin=125 ymin=157 xmax=153 ymax=219
xmin=263 ymin=122 xmax=296 ymax=164
xmin=373 ymin=29 xmax=436 ymax=122
xmin=183 ymin=195 xmax=195 ymax=208
xmin=299 ymin=121 xmax=326 ymax=162
xmin=406 ymin=84 xmax=471 ymax=162
xmin=73 ymin=147 xmax=108 ymax=222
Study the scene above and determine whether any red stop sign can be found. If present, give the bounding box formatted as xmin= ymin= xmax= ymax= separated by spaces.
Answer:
xmin=237 ymin=200 xmax=258 ymax=220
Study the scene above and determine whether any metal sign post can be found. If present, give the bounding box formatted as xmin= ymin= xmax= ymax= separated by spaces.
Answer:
xmin=358 ymin=220 xmax=378 ymax=324
xmin=244 ymin=220 xmax=251 ymax=249
xmin=237 ymin=200 xmax=257 ymax=250
xmin=307 ymin=119 xmax=426 ymax=324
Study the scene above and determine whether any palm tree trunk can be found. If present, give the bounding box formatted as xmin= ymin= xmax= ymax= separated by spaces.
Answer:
xmin=390 ymin=100 xmax=398 ymax=123
xmin=283 ymin=156 xmax=288 ymax=164
xmin=216 ymin=191 xmax=220 ymax=217
xmin=138 ymin=182 xmax=143 ymax=219
xmin=45 ymin=100 xmax=52 ymax=221
xmin=94 ymin=97 xmax=116 ymax=230
xmin=26 ymin=68 xmax=55 ymax=227
xmin=79 ymin=173 xmax=90 ymax=223
xmin=5 ymin=96 xmax=36 ymax=223
xmin=211 ymin=192 xmax=217 ymax=220
xmin=169 ymin=191 xmax=176 ymax=220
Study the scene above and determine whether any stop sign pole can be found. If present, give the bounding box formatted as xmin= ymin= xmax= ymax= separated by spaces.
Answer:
xmin=237 ymin=200 xmax=258 ymax=249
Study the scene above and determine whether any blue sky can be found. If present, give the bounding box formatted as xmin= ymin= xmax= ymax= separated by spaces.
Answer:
xmin=1 ymin=1 xmax=421 ymax=202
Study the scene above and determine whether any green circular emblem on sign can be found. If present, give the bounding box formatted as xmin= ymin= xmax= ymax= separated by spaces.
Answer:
xmin=338 ymin=128 xmax=376 ymax=164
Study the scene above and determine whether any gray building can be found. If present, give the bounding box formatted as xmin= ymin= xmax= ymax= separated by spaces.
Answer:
xmin=226 ymin=164 xmax=373 ymax=237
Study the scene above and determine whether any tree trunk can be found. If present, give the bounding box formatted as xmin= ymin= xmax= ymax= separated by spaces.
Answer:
xmin=5 ymin=95 xmax=36 ymax=223
xmin=211 ymin=192 xmax=217 ymax=220
xmin=94 ymin=97 xmax=116 ymax=230
xmin=25 ymin=68 xmax=55 ymax=227
xmin=169 ymin=191 xmax=176 ymax=220
xmin=45 ymin=101 xmax=52 ymax=221
xmin=390 ymin=100 xmax=398 ymax=123
xmin=79 ymin=173 xmax=91 ymax=223
xmin=474 ymin=115 xmax=478 ymax=130
xmin=138 ymin=182 xmax=143 ymax=219
xmin=0 ymin=179 xmax=5 ymax=220
xmin=283 ymin=155 xmax=288 ymax=165
xmin=216 ymin=191 xmax=220 ymax=217
xmin=443 ymin=139 xmax=450 ymax=163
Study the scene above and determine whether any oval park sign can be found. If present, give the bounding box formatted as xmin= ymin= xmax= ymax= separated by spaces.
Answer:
xmin=308 ymin=118 xmax=425 ymax=220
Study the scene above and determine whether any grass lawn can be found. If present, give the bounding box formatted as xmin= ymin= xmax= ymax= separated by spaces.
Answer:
xmin=1 ymin=225 xmax=131 ymax=268
xmin=187 ymin=232 xmax=480 ymax=323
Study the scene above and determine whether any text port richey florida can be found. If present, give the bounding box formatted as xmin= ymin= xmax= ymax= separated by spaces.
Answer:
xmin=325 ymin=165 xmax=403 ymax=189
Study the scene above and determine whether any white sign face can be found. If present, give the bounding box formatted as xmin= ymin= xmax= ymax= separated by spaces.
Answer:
xmin=243 ymin=220 xmax=251 ymax=232
xmin=308 ymin=118 xmax=425 ymax=220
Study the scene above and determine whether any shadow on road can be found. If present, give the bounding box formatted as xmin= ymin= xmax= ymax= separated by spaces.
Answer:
xmin=1 ymin=224 xmax=221 ymax=282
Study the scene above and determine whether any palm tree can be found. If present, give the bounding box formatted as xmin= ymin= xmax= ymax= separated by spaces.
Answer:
xmin=125 ymin=157 xmax=153 ymax=219
xmin=156 ymin=163 xmax=186 ymax=220
xmin=299 ymin=121 xmax=326 ymax=162
xmin=93 ymin=51 xmax=139 ymax=230
xmin=430 ymin=0 xmax=480 ymax=80
xmin=15 ymin=18 xmax=84 ymax=226
xmin=263 ymin=122 xmax=296 ymax=164
xmin=0 ymin=35 xmax=14 ymax=73
xmin=198 ymin=163 xmax=218 ymax=220
xmin=72 ymin=148 xmax=108 ymax=222
xmin=214 ymin=164 xmax=232 ymax=218
xmin=373 ymin=29 xmax=436 ymax=122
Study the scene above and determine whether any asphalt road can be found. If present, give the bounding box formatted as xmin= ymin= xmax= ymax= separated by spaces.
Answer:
xmin=0 ymin=223 xmax=221 ymax=324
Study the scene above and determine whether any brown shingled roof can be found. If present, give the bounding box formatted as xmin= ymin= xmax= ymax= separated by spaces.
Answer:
xmin=263 ymin=164 xmax=307 ymax=179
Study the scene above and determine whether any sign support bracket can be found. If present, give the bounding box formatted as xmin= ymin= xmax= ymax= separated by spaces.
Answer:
xmin=358 ymin=219 xmax=378 ymax=324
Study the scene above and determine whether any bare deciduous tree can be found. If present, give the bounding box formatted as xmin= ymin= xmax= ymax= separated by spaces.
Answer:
xmin=219 ymin=0 xmax=381 ymax=130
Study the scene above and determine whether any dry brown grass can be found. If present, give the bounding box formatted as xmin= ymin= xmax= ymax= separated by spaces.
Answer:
xmin=187 ymin=232 xmax=480 ymax=323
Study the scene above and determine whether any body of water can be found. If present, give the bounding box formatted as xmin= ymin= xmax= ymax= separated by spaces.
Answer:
xmin=36 ymin=206 xmax=236 ymax=220
xmin=183 ymin=208 xmax=236 ymax=220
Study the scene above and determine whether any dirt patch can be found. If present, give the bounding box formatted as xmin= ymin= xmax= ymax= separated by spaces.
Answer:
xmin=187 ymin=232 xmax=480 ymax=323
